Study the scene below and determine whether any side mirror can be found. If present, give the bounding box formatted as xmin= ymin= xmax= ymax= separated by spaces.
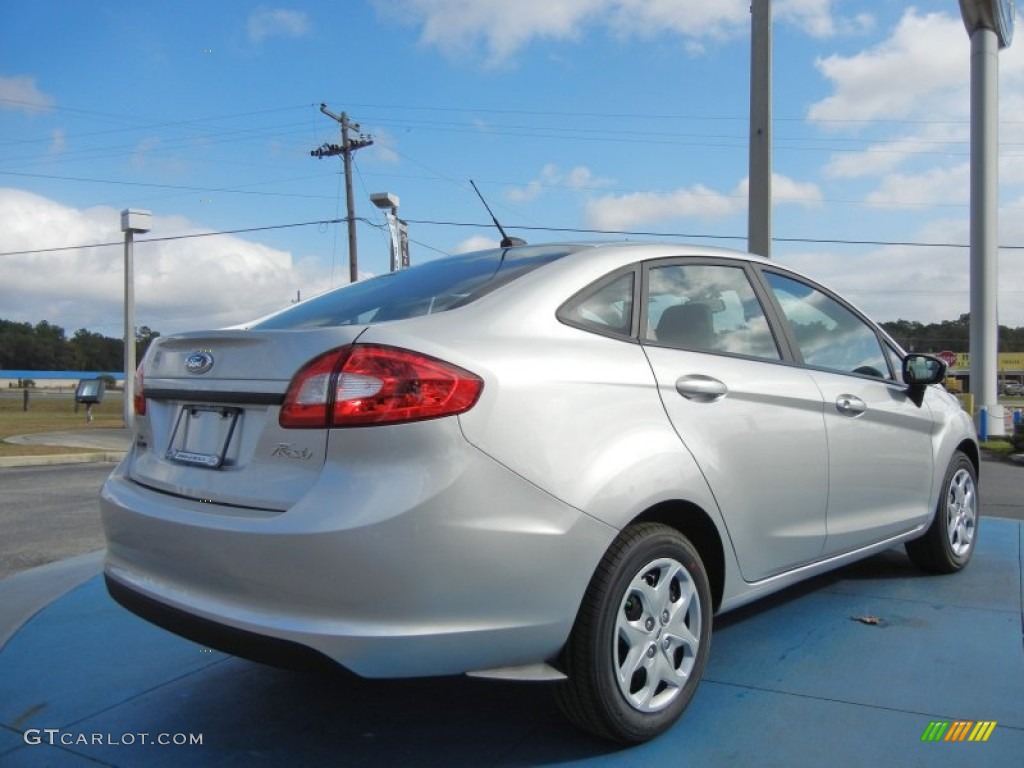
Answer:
xmin=902 ymin=354 xmax=946 ymax=388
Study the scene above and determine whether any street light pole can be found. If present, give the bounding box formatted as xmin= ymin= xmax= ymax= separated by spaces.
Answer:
xmin=370 ymin=192 xmax=409 ymax=272
xmin=120 ymin=209 xmax=151 ymax=429
xmin=958 ymin=0 xmax=1014 ymax=437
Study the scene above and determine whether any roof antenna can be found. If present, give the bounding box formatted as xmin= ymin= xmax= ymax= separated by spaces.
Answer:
xmin=469 ymin=179 xmax=526 ymax=248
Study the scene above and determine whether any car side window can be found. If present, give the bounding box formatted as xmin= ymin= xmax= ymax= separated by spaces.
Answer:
xmin=763 ymin=272 xmax=892 ymax=379
xmin=643 ymin=264 xmax=780 ymax=360
xmin=559 ymin=272 xmax=634 ymax=337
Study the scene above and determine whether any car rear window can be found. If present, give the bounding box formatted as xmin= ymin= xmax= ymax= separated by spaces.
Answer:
xmin=251 ymin=245 xmax=574 ymax=329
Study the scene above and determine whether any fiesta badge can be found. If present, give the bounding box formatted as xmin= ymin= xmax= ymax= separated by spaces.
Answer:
xmin=184 ymin=350 xmax=215 ymax=375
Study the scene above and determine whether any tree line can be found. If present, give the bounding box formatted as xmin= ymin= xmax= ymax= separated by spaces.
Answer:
xmin=1 ymin=314 xmax=1022 ymax=372
xmin=0 ymin=319 xmax=160 ymax=371
xmin=880 ymin=314 xmax=1024 ymax=353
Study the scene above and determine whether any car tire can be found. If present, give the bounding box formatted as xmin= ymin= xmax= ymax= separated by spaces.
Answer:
xmin=555 ymin=523 xmax=712 ymax=744
xmin=905 ymin=451 xmax=978 ymax=573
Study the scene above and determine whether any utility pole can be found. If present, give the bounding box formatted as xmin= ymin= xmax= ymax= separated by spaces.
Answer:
xmin=311 ymin=104 xmax=373 ymax=283
xmin=748 ymin=0 xmax=772 ymax=258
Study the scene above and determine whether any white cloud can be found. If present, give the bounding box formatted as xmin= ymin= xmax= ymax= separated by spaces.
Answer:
xmin=779 ymin=243 xmax=973 ymax=325
xmin=49 ymin=129 xmax=66 ymax=154
xmin=586 ymin=173 xmax=821 ymax=230
xmin=377 ymin=0 xmax=603 ymax=66
xmin=0 ymin=189 xmax=325 ymax=335
xmin=737 ymin=174 xmax=824 ymax=205
xmin=606 ymin=0 xmax=748 ymax=43
xmin=452 ymin=235 xmax=498 ymax=253
xmin=864 ymin=164 xmax=970 ymax=208
xmin=823 ymin=122 xmax=970 ymax=180
xmin=507 ymin=163 xmax=613 ymax=202
xmin=368 ymin=127 xmax=400 ymax=164
xmin=586 ymin=185 xmax=735 ymax=230
xmin=808 ymin=10 xmax=967 ymax=124
xmin=378 ymin=0 xmax=862 ymax=65
xmin=247 ymin=8 xmax=310 ymax=43
xmin=808 ymin=8 xmax=1024 ymax=215
xmin=0 ymin=73 xmax=54 ymax=114
xmin=775 ymin=0 xmax=873 ymax=39
xmin=776 ymin=204 xmax=1024 ymax=327
xmin=131 ymin=137 xmax=161 ymax=169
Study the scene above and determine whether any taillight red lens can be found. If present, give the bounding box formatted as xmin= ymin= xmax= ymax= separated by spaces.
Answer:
xmin=280 ymin=345 xmax=482 ymax=429
xmin=133 ymin=363 xmax=146 ymax=416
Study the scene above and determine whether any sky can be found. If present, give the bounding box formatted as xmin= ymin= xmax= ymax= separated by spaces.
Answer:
xmin=2 ymin=0 xmax=1024 ymax=338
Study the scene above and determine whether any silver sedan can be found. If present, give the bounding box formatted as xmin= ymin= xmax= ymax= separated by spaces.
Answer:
xmin=101 ymin=241 xmax=978 ymax=744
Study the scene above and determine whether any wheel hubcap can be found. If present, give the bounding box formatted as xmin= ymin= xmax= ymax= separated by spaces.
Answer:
xmin=614 ymin=557 xmax=702 ymax=713
xmin=945 ymin=467 xmax=976 ymax=557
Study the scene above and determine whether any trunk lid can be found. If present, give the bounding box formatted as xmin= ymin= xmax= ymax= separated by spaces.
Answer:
xmin=128 ymin=327 xmax=365 ymax=511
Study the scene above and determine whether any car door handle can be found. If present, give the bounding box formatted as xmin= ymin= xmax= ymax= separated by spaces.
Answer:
xmin=675 ymin=375 xmax=728 ymax=402
xmin=835 ymin=394 xmax=866 ymax=416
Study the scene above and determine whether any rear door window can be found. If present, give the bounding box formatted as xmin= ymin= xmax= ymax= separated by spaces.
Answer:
xmin=642 ymin=263 xmax=781 ymax=360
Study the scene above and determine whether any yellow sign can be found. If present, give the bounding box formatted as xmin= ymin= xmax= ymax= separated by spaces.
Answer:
xmin=947 ymin=353 xmax=1024 ymax=373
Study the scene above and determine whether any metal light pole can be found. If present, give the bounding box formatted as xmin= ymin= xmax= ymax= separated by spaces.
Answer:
xmin=958 ymin=0 xmax=1015 ymax=437
xmin=370 ymin=192 xmax=409 ymax=271
xmin=748 ymin=0 xmax=772 ymax=258
xmin=120 ymin=209 xmax=151 ymax=428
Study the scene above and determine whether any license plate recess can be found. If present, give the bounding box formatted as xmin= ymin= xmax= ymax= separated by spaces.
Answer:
xmin=166 ymin=405 xmax=241 ymax=469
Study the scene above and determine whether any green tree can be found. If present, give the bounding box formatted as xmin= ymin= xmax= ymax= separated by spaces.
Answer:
xmin=69 ymin=329 xmax=122 ymax=371
xmin=136 ymin=325 xmax=160 ymax=360
xmin=882 ymin=314 xmax=1023 ymax=353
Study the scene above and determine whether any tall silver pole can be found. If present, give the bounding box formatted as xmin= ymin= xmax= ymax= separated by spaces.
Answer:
xmin=748 ymin=0 xmax=772 ymax=258
xmin=385 ymin=210 xmax=398 ymax=272
xmin=123 ymin=230 xmax=135 ymax=428
xmin=968 ymin=26 xmax=1003 ymax=435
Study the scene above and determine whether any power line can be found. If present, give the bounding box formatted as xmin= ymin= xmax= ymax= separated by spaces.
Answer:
xmin=0 ymin=171 xmax=337 ymax=201
xmin=399 ymin=219 xmax=1024 ymax=250
xmin=5 ymin=215 xmax=1024 ymax=259
xmin=10 ymin=165 xmax=1022 ymax=212
xmin=338 ymin=101 xmax=991 ymax=126
xmin=0 ymin=217 xmax=345 ymax=257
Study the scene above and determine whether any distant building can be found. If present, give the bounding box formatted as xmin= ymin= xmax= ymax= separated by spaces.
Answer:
xmin=941 ymin=353 xmax=1023 ymax=392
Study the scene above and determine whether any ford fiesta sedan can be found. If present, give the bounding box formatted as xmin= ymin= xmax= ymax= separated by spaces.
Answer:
xmin=101 ymin=242 xmax=978 ymax=743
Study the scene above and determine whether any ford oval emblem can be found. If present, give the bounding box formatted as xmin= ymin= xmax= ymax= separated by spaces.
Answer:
xmin=184 ymin=350 xmax=215 ymax=375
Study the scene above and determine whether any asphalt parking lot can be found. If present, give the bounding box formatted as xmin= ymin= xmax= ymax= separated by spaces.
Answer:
xmin=0 ymin=438 xmax=1022 ymax=766
xmin=1 ymin=518 xmax=1021 ymax=766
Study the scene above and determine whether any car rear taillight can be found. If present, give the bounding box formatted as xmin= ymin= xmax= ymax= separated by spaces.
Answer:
xmin=280 ymin=345 xmax=483 ymax=428
xmin=133 ymin=363 xmax=146 ymax=416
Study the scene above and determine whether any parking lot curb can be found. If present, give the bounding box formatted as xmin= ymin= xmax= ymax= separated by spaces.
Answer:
xmin=0 ymin=550 xmax=104 ymax=653
xmin=0 ymin=452 xmax=125 ymax=469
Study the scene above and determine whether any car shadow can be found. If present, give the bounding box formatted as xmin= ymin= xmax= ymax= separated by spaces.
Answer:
xmin=140 ymin=659 xmax=626 ymax=766
xmin=125 ymin=548 xmax=931 ymax=765
xmin=712 ymin=545 xmax=930 ymax=631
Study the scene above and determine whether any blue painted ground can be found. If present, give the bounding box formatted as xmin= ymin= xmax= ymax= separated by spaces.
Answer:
xmin=1 ymin=519 xmax=1022 ymax=767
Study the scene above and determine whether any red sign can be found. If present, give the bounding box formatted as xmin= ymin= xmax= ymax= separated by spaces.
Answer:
xmin=938 ymin=350 xmax=957 ymax=367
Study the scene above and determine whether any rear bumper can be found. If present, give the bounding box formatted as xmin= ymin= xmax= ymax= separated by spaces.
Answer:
xmin=100 ymin=423 xmax=616 ymax=678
